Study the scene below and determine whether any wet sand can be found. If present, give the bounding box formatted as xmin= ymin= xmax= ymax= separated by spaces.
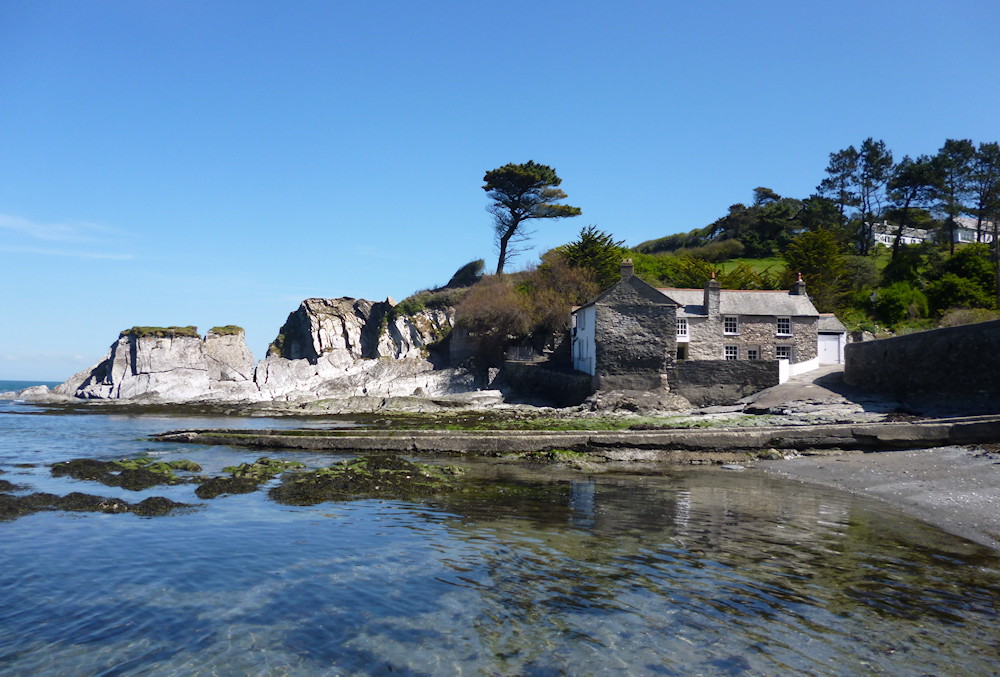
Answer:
xmin=755 ymin=446 xmax=1000 ymax=552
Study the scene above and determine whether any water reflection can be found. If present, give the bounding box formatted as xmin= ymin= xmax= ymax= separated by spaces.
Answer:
xmin=1 ymin=406 xmax=1000 ymax=675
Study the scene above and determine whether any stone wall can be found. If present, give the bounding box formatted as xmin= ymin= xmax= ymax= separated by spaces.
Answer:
xmin=497 ymin=362 xmax=593 ymax=407
xmin=671 ymin=360 xmax=781 ymax=406
xmin=685 ymin=317 xmax=720 ymax=359
xmin=845 ymin=320 xmax=1000 ymax=410
xmin=593 ymin=276 xmax=676 ymax=391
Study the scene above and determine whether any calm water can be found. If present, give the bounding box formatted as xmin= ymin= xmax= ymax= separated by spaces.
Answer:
xmin=2 ymin=403 xmax=1000 ymax=675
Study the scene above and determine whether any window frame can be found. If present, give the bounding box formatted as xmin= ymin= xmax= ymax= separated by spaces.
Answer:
xmin=775 ymin=345 xmax=792 ymax=361
xmin=776 ymin=316 xmax=792 ymax=336
xmin=746 ymin=347 xmax=759 ymax=360
xmin=676 ymin=317 xmax=689 ymax=340
xmin=723 ymin=315 xmax=739 ymax=335
xmin=724 ymin=345 xmax=738 ymax=361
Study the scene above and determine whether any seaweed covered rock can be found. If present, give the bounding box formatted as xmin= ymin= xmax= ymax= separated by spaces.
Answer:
xmin=0 ymin=479 xmax=19 ymax=492
xmin=50 ymin=457 xmax=201 ymax=490
xmin=0 ymin=491 xmax=191 ymax=520
xmin=195 ymin=457 xmax=305 ymax=499
xmin=195 ymin=477 xmax=261 ymax=500
xmin=269 ymin=455 xmax=465 ymax=505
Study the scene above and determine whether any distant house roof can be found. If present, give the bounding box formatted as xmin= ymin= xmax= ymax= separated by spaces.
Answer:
xmin=657 ymin=288 xmax=819 ymax=318
xmin=818 ymin=313 xmax=847 ymax=333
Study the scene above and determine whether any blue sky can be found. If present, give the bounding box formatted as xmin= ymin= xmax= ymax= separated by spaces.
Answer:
xmin=2 ymin=1 xmax=998 ymax=381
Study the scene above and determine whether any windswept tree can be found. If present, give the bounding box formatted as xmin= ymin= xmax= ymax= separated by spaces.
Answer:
xmin=483 ymin=161 xmax=581 ymax=275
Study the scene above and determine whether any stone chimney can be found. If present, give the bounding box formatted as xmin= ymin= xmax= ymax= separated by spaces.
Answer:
xmin=704 ymin=271 xmax=721 ymax=317
xmin=620 ymin=258 xmax=634 ymax=280
xmin=791 ymin=272 xmax=806 ymax=296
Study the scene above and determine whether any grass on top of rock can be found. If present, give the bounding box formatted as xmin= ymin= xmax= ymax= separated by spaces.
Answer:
xmin=120 ymin=326 xmax=200 ymax=339
xmin=208 ymin=325 xmax=244 ymax=336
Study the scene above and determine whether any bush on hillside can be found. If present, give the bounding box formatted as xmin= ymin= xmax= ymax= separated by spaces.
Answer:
xmin=872 ymin=282 xmax=928 ymax=326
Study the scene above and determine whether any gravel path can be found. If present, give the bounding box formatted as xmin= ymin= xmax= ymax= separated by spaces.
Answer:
xmin=755 ymin=446 xmax=1000 ymax=551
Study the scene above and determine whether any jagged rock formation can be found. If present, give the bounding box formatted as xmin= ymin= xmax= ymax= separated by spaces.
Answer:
xmin=50 ymin=298 xmax=475 ymax=404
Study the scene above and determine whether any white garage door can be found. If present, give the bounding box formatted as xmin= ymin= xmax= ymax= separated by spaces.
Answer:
xmin=818 ymin=333 xmax=842 ymax=364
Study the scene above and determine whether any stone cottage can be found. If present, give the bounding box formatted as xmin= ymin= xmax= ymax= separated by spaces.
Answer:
xmin=571 ymin=261 xmax=822 ymax=392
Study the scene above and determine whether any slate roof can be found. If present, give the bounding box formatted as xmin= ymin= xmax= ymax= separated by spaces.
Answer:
xmin=818 ymin=313 xmax=848 ymax=333
xmin=656 ymin=288 xmax=819 ymax=318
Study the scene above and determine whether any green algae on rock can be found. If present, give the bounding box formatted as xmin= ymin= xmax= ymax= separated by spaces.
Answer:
xmin=195 ymin=457 xmax=307 ymax=499
xmin=269 ymin=455 xmax=466 ymax=505
xmin=51 ymin=457 xmax=203 ymax=491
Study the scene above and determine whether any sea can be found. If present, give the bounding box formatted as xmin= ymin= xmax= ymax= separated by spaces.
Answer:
xmin=2 ymin=386 xmax=1000 ymax=675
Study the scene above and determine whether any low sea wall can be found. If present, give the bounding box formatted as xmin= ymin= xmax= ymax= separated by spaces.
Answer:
xmin=496 ymin=361 xmax=593 ymax=407
xmin=671 ymin=360 xmax=781 ymax=406
xmin=845 ymin=320 xmax=1000 ymax=410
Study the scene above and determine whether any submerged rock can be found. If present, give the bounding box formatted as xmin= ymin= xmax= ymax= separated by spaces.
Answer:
xmin=194 ymin=457 xmax=307 ymax=499
xmin=269 ymin=455 xmax=466 ymax=505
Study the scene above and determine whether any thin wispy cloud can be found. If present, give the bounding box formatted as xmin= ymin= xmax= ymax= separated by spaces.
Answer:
xmin=0 ymin=213 xmax=135 ymax=259
xmin=0 ymin=213 xmax=123 ymax=243
xmin=0 ymin=245 xmax=135 ymax=260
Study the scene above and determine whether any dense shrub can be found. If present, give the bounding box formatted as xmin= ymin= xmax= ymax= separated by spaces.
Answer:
xmin=925 ymin=273 xmax=995 ymax=316
xmin=872 ymin=282 xmax=928 ymax=326
xmin=445 ymin=259 xmax=485 ymax=288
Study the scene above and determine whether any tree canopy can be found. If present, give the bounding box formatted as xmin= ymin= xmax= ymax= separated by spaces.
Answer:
xmin=483 ymin=161 xmax=581 ymax=275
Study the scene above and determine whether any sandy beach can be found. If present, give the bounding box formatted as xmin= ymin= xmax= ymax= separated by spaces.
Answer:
xmin=755 ymin=446 xmax=1000 ymax=552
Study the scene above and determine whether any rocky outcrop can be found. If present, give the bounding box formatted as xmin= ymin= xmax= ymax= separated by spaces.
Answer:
xmin=47 ymin=298 xmax=473 ymax=405
xmin=60 ymin=328 xmax=259 ymax=401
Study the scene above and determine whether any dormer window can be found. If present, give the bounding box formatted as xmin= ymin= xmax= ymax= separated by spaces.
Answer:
xmin=724 ymin=316 xmax=739 ymax=335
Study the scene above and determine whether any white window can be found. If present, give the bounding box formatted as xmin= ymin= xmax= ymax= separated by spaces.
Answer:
xmin=746 ymin=347 xmax=759 ymax=360
xmin=724 ymin=316 xmax=739 ymax=335
xmin=777 ymin=317 xmax=791 ymax=336
xmin=776 ymin=345 xmax=792 ymax=360
xmin=676 ymin=318 xmax=688 ymax=339
xmin=725 ymin=345 xmax=738 ymax=360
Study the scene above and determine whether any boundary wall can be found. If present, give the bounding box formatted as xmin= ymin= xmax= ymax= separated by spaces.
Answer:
xmin=845 ymin=320 xmax=1000 ymax=409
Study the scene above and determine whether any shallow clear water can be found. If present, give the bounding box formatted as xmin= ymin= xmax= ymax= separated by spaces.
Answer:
xmin=2 ymin=403 xmax=1000 ymax=675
